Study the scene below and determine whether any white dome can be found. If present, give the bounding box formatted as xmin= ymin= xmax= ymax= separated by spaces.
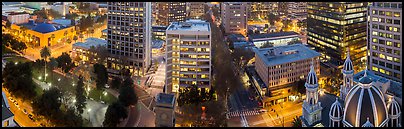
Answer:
xmin=343 ymin=50 xmax=354 ymax=72
xmin=305 ymin=61 xmax=318 ymax=87
xmin=329 ymin=98 xmax=343 ymax=119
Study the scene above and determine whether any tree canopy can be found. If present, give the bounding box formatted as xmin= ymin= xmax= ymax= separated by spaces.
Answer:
xmin=93 ymin=63 xmax=108 ymax=89
xmin=103 ymin=102 xmax=128 ymax=127
xmin=118 ymin=78 xmax=138 ymax=107
xmin=2 ymin=62 xmax=37 ymax=101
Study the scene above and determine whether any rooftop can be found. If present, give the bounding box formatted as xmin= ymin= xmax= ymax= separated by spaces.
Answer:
xmin=353 ymin=70 xmax=402 ymax=99
xmin=73 ymin=38 xmax=107 ymax=49
xmin=249 ymin=31 xmax=299 ymax=40
xmin=152 ymin=40 xmax=164 ymax=49
xmin=2 ymin=92 xmax=14 ymax=121
xmin=253 ymin=44 xmax=321 ymax=67
xmin=102 ymin=29 xmax=107 ymax=33
xmin=18 ymin=19 xmax=72 ymax=33
xmin=167 ymin=19 xmax=210 ymax=32
xmin=156 ymin=93 xmax=175 ymax=106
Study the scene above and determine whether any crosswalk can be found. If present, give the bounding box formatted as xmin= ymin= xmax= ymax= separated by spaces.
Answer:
xmin=227 ymin=110 xmax=261 ymax=118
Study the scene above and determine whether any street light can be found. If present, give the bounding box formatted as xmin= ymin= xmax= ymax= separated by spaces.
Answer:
xmin=38 ymin=76 xmax=42 ymax=80
xmin=15 ymin=62 xmax=18 ymax=65
xmin=58 ymin=78 xmax=61 ymax=82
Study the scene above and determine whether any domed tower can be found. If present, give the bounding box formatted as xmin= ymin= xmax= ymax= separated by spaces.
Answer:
xmin=387 ymin=97 xmax=401 ymax=127
xmin=302 ymin=60 xmax=322 ymax=126
xmin=341 ymin=50 xmax=354 ymax=101
xmin=342 ymin=70 xmax=389 ymax=127
xmin=329 ymin=98 xmax=343 ymax=127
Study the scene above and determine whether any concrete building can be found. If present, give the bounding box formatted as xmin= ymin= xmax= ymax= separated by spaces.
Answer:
xmin=220 ymin=2 xmax=248 ymax=36
xmin=307 ymin=2 xmax=368 ymax=71
xmin=253 ymin=44 xmax=320 ymax=106
xmin=71 ymin=38 xmax=107 ymax=64
xmin=368 ymin=2 xmax=402 ymax=83
xmin=2 ymin=92 xmax=17 ymax=127
xmin=152 ymin=25 xmax=167 ymax=41
xmin=165 ymin=19 xmax=211 ymax=93
xmin=152 ymin=40 xmax=164 ymax=54
xmin=188 ymin=2 xmax=205 ymax=19
xmin=5 ymin=12 xmax=30 ymax=24
xmin=155 ymin=2 xmax=187 ymax=26
xmin=106 ymin=2 xmax=152 ymax=77
xmin=249 ymin=31 xmax=301 ymax=48
xmin=154 ymin=93 xmax=176 ymax=127
xmin=287 ymin=2 xmax=307 ymax=20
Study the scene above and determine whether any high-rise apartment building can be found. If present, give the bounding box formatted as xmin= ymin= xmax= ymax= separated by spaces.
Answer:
xmin=220 ymin=2 xmax=248 ymax=35
xmin=188 ymin=2 xmax=205 ymax=19
xmin=368 ymin=2 xmax=402 ymax=82
xmin=287 ymin=2 xmax=307 ymax=20
xmin=165 ymin=19 xmax=211 ymax=93
xmin=307 ymin=2 xmax=368 ymax=71
xmin=155 ymin=2 xmax=187 ymax=26
xmin=106 ymin=2 xmax=152 ymax=77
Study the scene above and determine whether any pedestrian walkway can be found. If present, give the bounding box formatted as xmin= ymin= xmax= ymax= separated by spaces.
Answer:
xmin=227 ymin=110 xmax=261 ymax=118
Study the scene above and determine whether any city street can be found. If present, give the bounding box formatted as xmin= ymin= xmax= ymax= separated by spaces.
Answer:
xmin=2 ymin=88 xmax=37 ymax=127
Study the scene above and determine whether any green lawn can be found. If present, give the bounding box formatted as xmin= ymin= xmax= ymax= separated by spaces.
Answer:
xmin=88 ymin=88 xmax=117 ymax=105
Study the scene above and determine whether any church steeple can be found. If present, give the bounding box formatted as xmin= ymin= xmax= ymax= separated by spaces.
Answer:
xmin=301 ymin=58 xmax=322 ymax=126
xmin=340 ymin=49 xmax=354 ymax=101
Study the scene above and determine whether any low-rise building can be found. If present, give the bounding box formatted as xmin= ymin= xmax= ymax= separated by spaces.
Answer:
xmin=249 ymin=31 xmax=301 ymax=48
xmin=5 ymin=12 xmax=30 ymax=24
xmin=10 ymin=19 xmax=75 ymax=48
xmin=152 ymin=25 xmax=167 ymax=41
xmin=101 ymin=29 xmax=107 ymax=39
xmin=2 ymin=92 xmax=17 ymax=127
xmin=72 ymin=38 xmax=107 ymax=64
xmin=155 ymin=93 xmax=176 ymax=127
xmin=253 ymin=44 xmax=320 ymax=106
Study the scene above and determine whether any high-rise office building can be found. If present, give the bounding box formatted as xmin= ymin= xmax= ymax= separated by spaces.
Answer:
xmin=307 ymin=2 xmax=368 ymax=71
xmin=155 ymin=2 xmax=187 ymax=26
xmin=368 ymin=2 xmax=402 ymax=82
xmin=106 ymin=2 xmax=152 ymax=77
xmin=287 ymin=2 xmax=307 ymax=20
xmin=188 ymin=2 xmax=205 ymax=19
xmin=220 ymin=2 xmax=248 ymax=35
xmin=165 ymin=19 xmax=211 ymax=93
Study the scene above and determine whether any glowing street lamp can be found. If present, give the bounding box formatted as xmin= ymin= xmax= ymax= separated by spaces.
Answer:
xmin=58 ymin=78 xmax=61 ymax=82
xmin=38 ymin=76 xmax=42 ymax=80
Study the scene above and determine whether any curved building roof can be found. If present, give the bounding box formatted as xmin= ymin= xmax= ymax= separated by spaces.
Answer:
xmin=305 ymin=60 xmax=318 ymax=87
xmin=342 ymin=81 xmax=388 ymax=127
xmin=387 ymin=97 xmax=401 ymax=117
xmin=32 ymin=23 xmax=57 ymax=33
xmin=343 ymin=50 xmax=354 ymax=72
xmin=329 ymin=98 xmax=343 ymax=119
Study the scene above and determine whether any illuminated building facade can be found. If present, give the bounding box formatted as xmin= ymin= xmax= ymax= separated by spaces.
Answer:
xmin=188 ymin=2 xmax=205 ymax=19
xmin=253 ymin=44 xmax=320 ymax=106
xmin=287 ymin=2 xmax=307 ymax=20
xmin=72 ymin=38 xmax=107 ymax=64
xmin=368 ymin=2 xmax=402 ymax=83
xmin=155 ymin=2 xmax=186 ymax=26
xmin=307 ymin=2 xmax=368 ymax=71
xmin=165 ymin=19 xmax=211 ymax=93
xmin=106 ymin=2 xmax=152 ymax=77
xmin=220 ymin=2 xmax=248 ymax=35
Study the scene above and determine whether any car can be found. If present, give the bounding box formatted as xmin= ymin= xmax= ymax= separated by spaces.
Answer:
xmin=28 ymin=114 xmax=34 ymax=120
xmin=259 ymin=109 xmax=268 ymax=112
xmin=23 ymin=109 xmax=28 ymax=114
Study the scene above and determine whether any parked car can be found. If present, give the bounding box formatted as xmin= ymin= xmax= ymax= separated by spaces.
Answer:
xmin=23 ymin=109 xmax=28 ymax=114
xmin=259 ymin=109 xmax=268 ymax=113
xmin=28 ymin=114 xmax=34 ymax=120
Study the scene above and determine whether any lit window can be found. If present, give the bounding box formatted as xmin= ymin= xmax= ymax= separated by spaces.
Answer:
xmin=380 ymin=68 xmax=385 ymax=74
xmin=372 ymin=66 xmax=379 ymax=72
xmin=386 ymin=56 xmax=393 ymax=61
xmin=379 ymin=53 xmax=385 ymax=59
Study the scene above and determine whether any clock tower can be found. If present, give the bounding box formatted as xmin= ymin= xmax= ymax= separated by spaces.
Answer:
xmin=154 ymin=93 xmax=176 ymax=127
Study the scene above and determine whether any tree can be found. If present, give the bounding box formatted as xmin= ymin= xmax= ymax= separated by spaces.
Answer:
xmin=103 ymin=102 xmax=128 ymax=127
xmin=232 ymin=47 xmax=254 ymax=70
xmin=267 ymin=13 xmax=280 ymax=26
xmin=118 ymin=77 xmax=138 ymax=107
xmin=56 ymin=52 xmax=73 ymax=73
xmin=48 ymin=9 xmax=62 ymax=19
xmin=73 ymin=35 xmax=78 ymax=43
xmin=287 ymin=38 xmax=301 ymax=45
xmin=93 ymin=63 xmax=108 ymax=89
xmin=6 ymin=20 xmax=12 ymax=29
xmin=40 ymin=46 xmax=51 ymax=81
xmin=48 ymin=57 xmax=58 ymax=78
xmin=292 ymin=116 xmax=302 ymax=127
xmin=58 ymin=107 xmax=83 ymax=127
xmin=75 ymin=75 xmax=87 ymax=115
xmin=32 ymin=87 xmax=62 ymax=120
xmin=110 ymin=77 xmax=122 ymax=89
xmin=2 ymin=62 xmax=37 ymax=101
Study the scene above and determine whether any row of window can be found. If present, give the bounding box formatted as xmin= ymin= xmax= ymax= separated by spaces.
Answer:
xmin=371 ymin=17 xmax=401 ymax=25
xmin=371 ymin=52 xmax=401 ymax=63
xmin=371 ymin=66 xmax=401 ymax=79
xmin=371 ymin=10 xmax=401 ymax=17
xmin=371 ymin=38 xmax=401 ymax=48
xmin=371 ymin=24 xmax=401 ymax=33
xmin=374 ymin=2 xmax=402 ymax=9
xmin=108 ymin=49 xmax=144 ymax=59
xmin=371 ymin=45 xmax=401 ymax=56
xmin=371 ymin=31 xmax=401 ymax=40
